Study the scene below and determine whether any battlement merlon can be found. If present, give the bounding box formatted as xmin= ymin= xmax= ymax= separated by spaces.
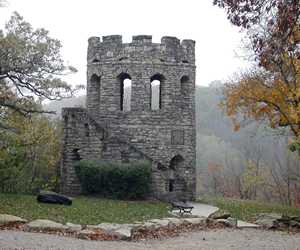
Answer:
xmin=87 ymin=35 xmax=195 ymax=65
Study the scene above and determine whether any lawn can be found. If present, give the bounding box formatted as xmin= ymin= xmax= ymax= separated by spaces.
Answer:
xmin=0 ymin=193 xmax=170 ymax=225
xmin=200 ymin=196 xmax=300 ymax=222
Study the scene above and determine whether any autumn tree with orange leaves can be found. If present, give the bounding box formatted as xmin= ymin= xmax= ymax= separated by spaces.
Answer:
xmin=214 ymin=0 xmax=300 ymax=148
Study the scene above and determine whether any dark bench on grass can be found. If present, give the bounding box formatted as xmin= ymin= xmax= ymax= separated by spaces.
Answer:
xmin=171 ymin=201 xmax=194 ymax=214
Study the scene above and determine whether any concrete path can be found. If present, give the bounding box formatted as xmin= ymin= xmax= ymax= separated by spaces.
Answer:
xmin=190 ymin=202 xmax=219 ymax=217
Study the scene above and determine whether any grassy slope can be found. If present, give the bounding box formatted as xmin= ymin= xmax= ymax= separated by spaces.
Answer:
xmin=200 ymin=197 xmax=300 ymax=222
xmin=0 ymin=193 xmax=170 ymax=225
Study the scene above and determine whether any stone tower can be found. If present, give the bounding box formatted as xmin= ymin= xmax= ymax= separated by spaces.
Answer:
xmin=61 ymin=35 xmax=196 ymax=199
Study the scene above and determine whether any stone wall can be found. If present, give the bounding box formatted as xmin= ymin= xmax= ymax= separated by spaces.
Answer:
xmin=61 ymin=35 xmax=196 ymax=199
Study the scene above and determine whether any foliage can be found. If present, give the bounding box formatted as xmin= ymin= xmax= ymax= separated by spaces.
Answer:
xmin=242 ymin=160 xmax=265 ymax=200
xmin=214 ymin=1 xmax=300 ymax=144
xmin=75 ymin=160 xmax=152 ymax=200
xmin=0 ymin=12 xmax=82 ymax=130
xmin=0 ymin=110 xmax=61 ymax=193
xmin=288 ymin=141 xmax=300 ymax=152
xmin=0 ymin=193 xmax=169 ymax=224
xmin=222 ymin=68 xmax=300 ymax=138
xmin=200 ymin=196 xmax=300 ymax=222
xmin=196 ymin=86 xmax=300 ymax=205
xmin=0 ymin=11 xmax=78 ymax=194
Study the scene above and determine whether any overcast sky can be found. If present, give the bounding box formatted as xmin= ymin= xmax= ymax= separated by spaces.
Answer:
xmin=0 ymin=0 xmax=249 ymax=87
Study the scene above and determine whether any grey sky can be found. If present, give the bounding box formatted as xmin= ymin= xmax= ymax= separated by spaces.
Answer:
xmin=0 ymin=0 xmax=249 ymax=86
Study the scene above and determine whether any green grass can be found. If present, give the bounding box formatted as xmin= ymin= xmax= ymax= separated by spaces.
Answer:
xmin=199 ymin=196 xmax=300 ymax=222
xmin=0 ymin=193 xmax=170 ymax=225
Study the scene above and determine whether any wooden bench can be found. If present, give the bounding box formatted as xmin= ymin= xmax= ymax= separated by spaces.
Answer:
xmin=171 ymin=201 xmax=194 ymax=214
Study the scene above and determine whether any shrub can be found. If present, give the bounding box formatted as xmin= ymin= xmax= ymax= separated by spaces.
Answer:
xmin=74 ymin=160 xmax=151 ymax=199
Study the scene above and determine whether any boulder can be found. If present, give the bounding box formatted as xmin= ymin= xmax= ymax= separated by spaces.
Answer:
xmin=237 ymin=220 xmax=260 ymax=228
xmin=278 ymin=215 xmax=300 ymax=228
xmin=289 ymin=220 xmax=300 ymax=228
xmin=254 ymin=214 xmax=300 ymax=229
xmin=66 ymin=222 xmax=82 ymax=232
xmin=165 ymin=217 xmax=184 ymax=226
xmin=114 ymin=224 xmax=135 ymax=240
xmin=209 ymin=210 xmax=231 ymax=220
xmin=86 ymin=223 xmax=136 ymax=240
xmin=87 ymin=223 xmax=120 ymax=232
xmin=255 ymin=213 xmax=281 ymax=229
xmin=78 ymin=229 xmax=97 ymax=239
xmin=37 ymin=191 xmax=72 ymax=206
xmin=216 ymin=217 xmax=237 ymax=227
xmin=26 ymin=219 xmax=68 ymax=231
xmin=149 ymin=219 xmax=170 ymax=227
xmin=292 ymin=216 xmax=300 ymax=223
xmin=0 ymin=214 xmax=27 ymax=226
xmin=183 ymin=217 xmax=207 ymax=225
xmin=136 ymin=221 xmax=160 ymax=230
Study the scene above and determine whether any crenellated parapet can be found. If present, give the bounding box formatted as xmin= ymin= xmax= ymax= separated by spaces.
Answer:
xmin=87 ymin=35 xmax=195 ymax=65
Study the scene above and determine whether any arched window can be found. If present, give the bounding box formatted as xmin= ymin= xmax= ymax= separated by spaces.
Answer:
xmin=150 ymin=74 xmax=165 ymax=110
xmin=169 ymin=155 xmax=184 ymax=170
xmin=118 ymin=73 xmax=132 ymax=111
xmin=90 ymin=74 xmax=101 ymax=104
xmin=167 ymin=155 xmax=185 ymax=192
xmin=180 ymin=75 xmax=189 ymax=96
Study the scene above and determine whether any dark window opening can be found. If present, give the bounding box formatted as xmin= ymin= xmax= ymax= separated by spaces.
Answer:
xmin=169 ymin=179 xmax=175 ymax=192
xmin=168 ymin=155 xmax=185 ymax=193
xmin=180 ymin=75 xmax=189 ymax=96
xmin=150 ymin=74 xmax=165 ymax=110
xmin=92 ymin=59 xmax=100 ymax=63
xmin=90 ymin=74 xmax=101 ymax=105
xmin=182 ymin=60 xmax=189 ymax=63
xmin=118 ymin=73 xmax=132 ymax=111
xmin=84 ymin=123 xmax=90 ymax=137
xmin=72 ymin=149 xmax=82 ymax=161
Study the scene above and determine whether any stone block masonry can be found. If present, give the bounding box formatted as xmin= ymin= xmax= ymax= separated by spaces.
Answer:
xmin=61 ymin=35 xmax=196 ymax=199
